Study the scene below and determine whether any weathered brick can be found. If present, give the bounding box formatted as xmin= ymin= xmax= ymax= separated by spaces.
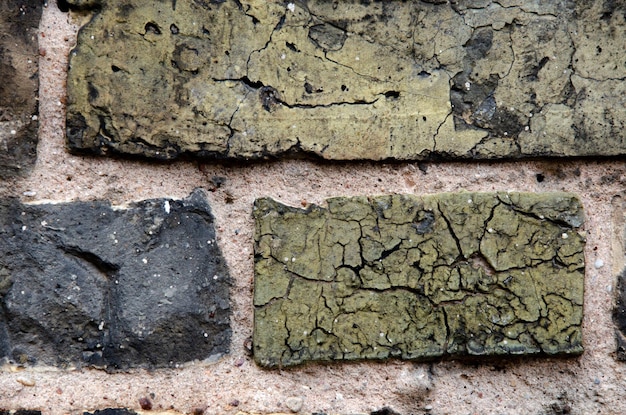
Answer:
xmin=253 ymin=193 xmax=585 ymax=368
xmin=613 ymin=194 xmax=626 ymax=360
xmin=0 ymin=0 xmax=40 ymax=177
xmin=0 ymin=190 xmax=230 ymax=370
xmin=65 ymin=0 xmax=624 ymax=161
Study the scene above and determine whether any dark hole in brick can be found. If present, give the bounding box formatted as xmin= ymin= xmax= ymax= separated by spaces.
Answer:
xmin=144 ymin=22 xmax=161 ymax=35
xmin=384 ymin=91 xmax=400 ymax=99
xmin=88 ymin=83 xmax=99 ymax=101
xmin=371 ymin=407 xmax=401 ymax=415
xmin=57 ymin=0 xmax=70 ymax=12
xmin=111 ymin=65 xmax=121 ymax=72
xmin=259 ymin=86 xmax=280 ymax=112
xmin=536 ymin=173 xmax=545 ymax=182
xmin=170 ymin=24 xmax=179 ymax=34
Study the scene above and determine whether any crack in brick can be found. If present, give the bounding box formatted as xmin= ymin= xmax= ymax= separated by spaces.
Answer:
xmin=253 ymin=193 xmax=585 ymax=368
xmin=65 ymin=0 xmax=625 ymax=160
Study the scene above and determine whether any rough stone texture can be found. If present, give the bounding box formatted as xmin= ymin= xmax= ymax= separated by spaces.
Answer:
xmin=65 ymin=0 xmax=625 ymax=161
xmin=613 ymin=194 xmax=626 ymax=361
xmin=84 ymin=410 xmax=138 ymax=415
xmin=0 ymin=0 xmax=40 ymax=177
xmin=614 ymin=273 xmax=626 ymax=360
xmin=253 ymin=193 xmax=585 ymax=368
xmin=0 ymin=189 xmax=230 ymax=370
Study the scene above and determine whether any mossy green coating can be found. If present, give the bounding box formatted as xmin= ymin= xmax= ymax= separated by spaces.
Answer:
xmin=253 ymin=193 xmax=585 ymax=368
xmin=66 ymin=0 xmax=625 ymax=160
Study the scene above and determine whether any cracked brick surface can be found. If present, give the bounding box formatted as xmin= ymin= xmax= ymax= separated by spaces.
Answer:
xmin=65 ymin=0 xmax=625 ymax=161
xmin=0 ymin=190 xmax=230 ymax=370
xmin=253 ymin=193 xmax=585 ymax=368
xmin=0 ymin=0 xmax=40 ymax=177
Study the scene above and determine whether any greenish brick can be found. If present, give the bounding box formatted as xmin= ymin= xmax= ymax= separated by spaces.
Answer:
xmin=253 ymin=193 xmax=585 ymax=368
xmin=66 ymin=0 xmax=624 ymax=161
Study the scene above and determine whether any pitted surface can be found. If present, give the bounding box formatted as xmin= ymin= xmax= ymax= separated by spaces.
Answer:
xmin=0 ymin=190 xmax=230 ymax=370
xmin=66 ymin=0 xmax=625 ymax=161
xmin=0 ymin=0 xmax=40 ymax=177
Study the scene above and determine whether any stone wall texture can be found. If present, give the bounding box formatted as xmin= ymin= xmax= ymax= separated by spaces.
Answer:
xmin=0 ymin=0 xmax=40 ymax=177
xmin=0 ymin=190 xmax=230 ymax=370
xmin=253 ymin=193 xmax=584 ymax=368
xmin=1 ymin=0 xmax=626 ymax=414
xmin=65 ymin=0 xmax=626 ymax=161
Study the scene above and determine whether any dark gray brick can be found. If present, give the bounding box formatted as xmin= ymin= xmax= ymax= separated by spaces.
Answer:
xmin=0 ymin=0 xmax=40 ymax=177
xmin=0 ymin=189 xmax=230 ymax=370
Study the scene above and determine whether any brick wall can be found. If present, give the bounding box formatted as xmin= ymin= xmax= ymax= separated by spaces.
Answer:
xmin=1 ymin=1 xmax=626 ymax=414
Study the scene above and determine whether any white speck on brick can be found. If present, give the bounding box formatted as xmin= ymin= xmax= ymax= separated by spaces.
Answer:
xmin=164 ymin=200 xmax=170 ymax=214
xmin=287 ymin=2 xmax=295 ymax=12
xmin=562 ymin=233 xmax=568 ymax=239
xmin=142 ymin=258 xmax=148 ymax=264
xmin=595 ymin=259 xmax=604 ymax=269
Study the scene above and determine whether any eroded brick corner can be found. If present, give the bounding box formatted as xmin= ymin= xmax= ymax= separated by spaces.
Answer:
xmin=253 ymin=193 xmax=585 ymax=368
xmin=0 ymin=189 xmax=230 ymax=370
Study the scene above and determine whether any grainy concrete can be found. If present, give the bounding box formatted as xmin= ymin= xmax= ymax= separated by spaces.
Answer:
xmin=1 ymin=3 xmax=626 ymax=415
